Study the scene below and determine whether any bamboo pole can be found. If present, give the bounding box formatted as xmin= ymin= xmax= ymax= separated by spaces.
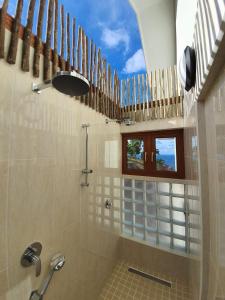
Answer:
xmin=82 ymin=28 xmax=85 ymax=76
xmin=92 ymin=43 xmax=96 ymax=109
xmin=77 ymin=26 xmax=81 ymax=73
xmin=21 ymin=0 xmax=36 ymax=71
xmin=7 ymin=0 xmax=23 ymax=64
xmin=72 ymin=17 xmax=76 ymax=70
xmin=33 ymin=0 xmax=46 ymax=77
xmin=66 ymin=13 xmax=71 ymax=71
xmin=85 ymin=36 xmax=89 ymax=105
xmin=142 ymin=74 xmax=145 ymax=120
xmin=52 ymin=0 xmax=58 ymax=75
xmin=174 ymin=65 xmax=179 ymax=117
xmin=85 ymin=36 xmax=89 ymax=104
xmin=97 ymin=49 xmax=101 ymax=112
xmin=149 ymin=71 xmax=153 ymax=119
xmin=146 ymin=73 xmax=149 ymax=118
xmin=0 ymin=0 xmax=9 ymax=58
xmin=44 ymin=0 xmax=54 ymax=81
xmin=89 ymin=39 xmax=93 ymax=107
xmin=60 ymin=5 xmax=65 ymax=71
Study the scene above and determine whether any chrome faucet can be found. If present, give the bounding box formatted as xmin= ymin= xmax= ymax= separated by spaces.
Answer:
xmin=30 ymin=254 xmax=65 ymax=300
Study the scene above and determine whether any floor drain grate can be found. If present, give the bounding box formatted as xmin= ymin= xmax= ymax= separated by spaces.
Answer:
xmin=128 ymin=267 xmax=172 ymax=288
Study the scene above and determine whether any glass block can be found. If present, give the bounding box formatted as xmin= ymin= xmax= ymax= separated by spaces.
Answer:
xmin=173 ymin=239 xmax=186 ymax=251
xmin=124 ymin=201 xmax=132 ymax=211
xmin=124 ymin=189 xmax=132 ymax=199
xmin=172 ymin=183 xmax=184 ymax=195
xmin=135 ymin=191 xmax=144 ymax=202
xmin=159 ymin=208 xmax=170 ymax=218
xmin=134 ymin=227 xmax=144 ymax=239
xmin=104 ymin=177 xmax=110 ymax=185
xmin=96 ymin=196 xmax=102 ymax=205
xmin=124 ymin=178 xmax=132 ymax=188
xmin=173 ymin=224 xmax=185 ymax=236
xmin=113 ymin=188 xmax=120 ymax=198
xmin=104 ymin=187 xmax=110 ymax=196
xmin=146 ymin=205 xmax=156 ymax=216
xmin=104 ymin=219 xmax=110 ymax=227
xmin=113 ymin=177 xmax=121 ymax=187
xmin=190 ymin=228 xmax=200 ymax=239
xmin=158 ymin=182 xmax=170 ymax=193
xmin=159 ymin=195 xmax=170 ymax=207
xmin=146 ymin=192 xmax=156 ymax=203
xmin=190 ymin=242 xmax=200 ymax=254
xmin=123 ymin=224 xmax=132 ymax=236
xmin=113 ymin=199 xmax=120 ymax=209
xmin=146 ymin=217 xmax=157 ymax=229
xmin=172 ymin=197 xmax=185 ymax=209
xmin=173 ymin=211 xmax=185 ymax=222
xmin=189 ymin=214 xmax=200 ymax=225
xmin=135 ymin=203 xmax=144 ymax=214
xmin=114 ymin=210 xmax=120 ymax=219
xmin=146 ymin=181 xmax=156 ymax=193
xmin=146 ymin=232 xmax=157 ymax=244
xmin=135 ymin=180 xmax=144 ymax=190
xmin=159 ymin=235 xmax=171 ymax=247
xmin=189 ymin=199 xmax=200 ymax=211
xmin=124 ymin=213 xmax=133 ymax=224
xmin=159 ymin=221 xmax=170 ymax=233
xmin=135 ymin=215 xmax=145 ymax=226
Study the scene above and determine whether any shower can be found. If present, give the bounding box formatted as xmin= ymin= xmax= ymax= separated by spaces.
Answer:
xmin=32 ymin=71 xmax=90 ymax=96
xmin=30 ymin=254 xmax=65 ymax=300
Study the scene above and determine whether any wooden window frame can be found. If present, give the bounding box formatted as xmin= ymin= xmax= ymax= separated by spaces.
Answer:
xmin=122 ymin=129 xmax=185 ymax=179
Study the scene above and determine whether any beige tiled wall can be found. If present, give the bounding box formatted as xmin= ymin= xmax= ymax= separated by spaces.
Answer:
xmin=202 ymin=63 xmax=225 ymax=300
xmin=0 ymin=30 xmax=121 ymax=300
xmin=183 ymin=92 xmax=201 ymax=300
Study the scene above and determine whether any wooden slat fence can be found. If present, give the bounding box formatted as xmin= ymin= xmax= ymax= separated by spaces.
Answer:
xmin=0 ymin=0 xmax=184 ymax=122
xmin=121 ymin=66 xmax=184 ymax=122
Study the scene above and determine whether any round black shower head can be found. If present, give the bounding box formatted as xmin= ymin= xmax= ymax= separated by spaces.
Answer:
xmin=52 ymin=71 xmax=90 ymax=96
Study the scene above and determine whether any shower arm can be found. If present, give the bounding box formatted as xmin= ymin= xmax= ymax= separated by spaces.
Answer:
xmin=32 ymin=81 xmax=52 ymax=94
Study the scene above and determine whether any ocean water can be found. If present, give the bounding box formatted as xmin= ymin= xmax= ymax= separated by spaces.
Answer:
xmin=156 ymin=154 xmax=176 ymax=170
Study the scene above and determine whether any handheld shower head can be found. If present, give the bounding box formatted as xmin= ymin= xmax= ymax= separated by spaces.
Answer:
xmin=50 ymin=254 xmax=65 ymax=271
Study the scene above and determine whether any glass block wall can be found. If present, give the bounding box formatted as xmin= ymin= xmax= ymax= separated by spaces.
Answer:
xmin=122 ymin=178 xmax=201 ymax=255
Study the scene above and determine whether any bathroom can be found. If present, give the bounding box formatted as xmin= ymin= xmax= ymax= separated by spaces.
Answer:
xmin=0 ymin=0 xmax=224 ymax=299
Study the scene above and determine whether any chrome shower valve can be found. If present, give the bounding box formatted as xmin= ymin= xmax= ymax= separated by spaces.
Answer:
xmin=21 ymin=242 xmax=42 ymax=277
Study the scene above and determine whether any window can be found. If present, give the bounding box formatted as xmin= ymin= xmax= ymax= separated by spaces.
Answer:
xmin=122 ymin=130 xmax=185 ymax=179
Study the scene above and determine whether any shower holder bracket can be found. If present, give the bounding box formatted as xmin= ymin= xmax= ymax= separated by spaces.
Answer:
xmin=82 ymin=169 xmax=93 ymax=174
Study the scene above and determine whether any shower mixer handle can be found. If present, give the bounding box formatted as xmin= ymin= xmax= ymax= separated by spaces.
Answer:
xmin=21 ymin=242 xmax=42 ymax=277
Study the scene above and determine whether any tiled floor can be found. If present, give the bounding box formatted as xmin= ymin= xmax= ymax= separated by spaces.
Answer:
xmin=99 ymin=261 xmax=191 ymax=300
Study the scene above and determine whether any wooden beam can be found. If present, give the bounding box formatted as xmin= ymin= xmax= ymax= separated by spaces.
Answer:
xmin=0 ymin=0 xmax=9 ymax=58
xmin=7 ymin=0 xmax=23 ymax=64
xmin=44 ymin=0 xmax=54 ymax=81
xmin=52 ymin=0 xmax=58 ymax=75
xmin=33 ymin=0 xmax=46 ymax=77
xmin=21 ymin=0 xmax=36 ymax=71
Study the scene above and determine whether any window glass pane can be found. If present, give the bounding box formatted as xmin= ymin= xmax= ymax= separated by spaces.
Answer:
xmin=155 ymin=137 xmax=177 ymax=172
xmin=127 ymin=139 xmax=144 ymax=170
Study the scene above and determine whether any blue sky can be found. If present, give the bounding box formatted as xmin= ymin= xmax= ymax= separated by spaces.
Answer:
xmin=156 ymin=138 xmax=177 ymax=156
xmin=4 ymin=0 xmax=146 ymax=79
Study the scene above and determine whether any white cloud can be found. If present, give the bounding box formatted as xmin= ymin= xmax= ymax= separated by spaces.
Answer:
xmin=123 ymin=49 xmax=146 ymax=74
xmin=101 ymin=28 xmax=130 ymax=53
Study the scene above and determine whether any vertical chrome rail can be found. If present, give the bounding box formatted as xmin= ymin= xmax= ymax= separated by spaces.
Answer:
xmin=81 ymin=123 xmax=93 ymax=187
